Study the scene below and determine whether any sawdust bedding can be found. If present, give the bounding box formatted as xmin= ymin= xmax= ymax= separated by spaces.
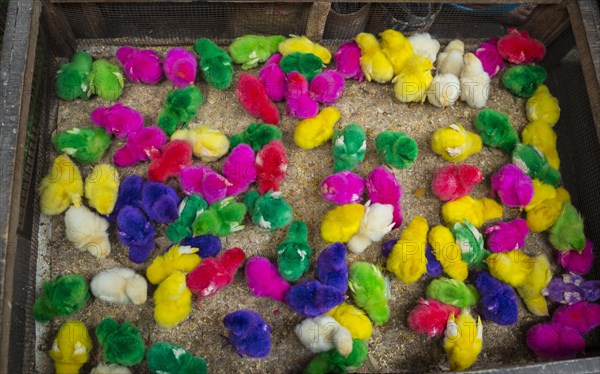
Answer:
xmin=38 ymin=48 xmax=557 ymax=373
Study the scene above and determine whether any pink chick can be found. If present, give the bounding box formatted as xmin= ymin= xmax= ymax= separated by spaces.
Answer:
xmin=526 ymin=322 xmax=585 ymax=359
xmin=408 ymin=299 xmax=460 ymax=338
xmin=285 ymin=72 xmax=319 ymax=119
xmin=552 ymin=302 xmax=600 ymax=335
xmin=491 ymin=163 xmax=534 ymax=209
xmin=91 ymin=102 xmax=144 ymax=139
xmin=116 ymin=46 xmax=163 ymax=84
xmin=309 ymin=69 xmax=345 ymax=104
xmin=223 ymin=144 xmax=256 ymax=197
xmin=557 ymin=239 xmax=595 ymax=275
xmin=179 ymin=165 xmax=230 ymax=204
xmin=113 ymin=126 xmax=168 ymax=167
xmin=366 ymin=166 xmax=402 ymax=228
xmin=431 ymin=164 xmax=483 ymax=202
xmin=259 ymin=54 xmax=287 ymax=102
xmin=245 ymin=256 xmax=291 ymax=302
xmin=474 ymin=39 xmax=504 ymax=78
xmin=163 ymin=48 xmax=197 ymax=88
xmin=255 ymin=140 xmax=288 ymax=194
xmin=334 ymin=41 xmax=364 ymax=82
xmin=485 ymin=217 xmax=529 ymax=252
xmin=320 ymin=171 xmax=364 ymax=205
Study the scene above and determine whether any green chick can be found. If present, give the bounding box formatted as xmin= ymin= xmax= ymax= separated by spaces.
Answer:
xmin=375 ymin=130 xmax=418 ymax=169
xmin=512 ymin=143 xmax=561 ymax=187
xmin=192 ymin=197 xmax=247 ymax=237
xmin=88 ymin=59 xmax=125 ymax=101
xmin=450 ymin=219 xmax=491 ymax=270
xmin=158 ymin=86 xmax=204 ymax=136
xmin=96 ymin=318 xmax=145 ymax=367
xmin=229 ymin=122 xmax=283 ymax=152
xmin=279 ymin=52 xmax=323 ymax=82
xmin=473 ymin=109 xmax=519 ymax=153
xmin=426 ymin=277 xmax=479 ymax=308
xmin=193 ymin=38 xmax=234 ymax=90
xmin=229 ymin=35 xmax=286 ymax=70
xmin=502 ymin=65 xmax=547 ymax=98
xmin=332 ymin=123 xmax=366 ymax=172
xmin=549 ymin=203 xmax=586 ymax=252
xmin=55 ymin=51 xmax=93 ymax=101
xmin=166 ymin=194 xmax=208 ymax=243
xmin=304 ymin=339 xmax=368 ymax=374
xmin=51 ymin=127 xmax=111 ymax=164
xmin=147 ymin=341 xmax=207 ymax=374
xmin=349 ymin=262 xmax=389 ymax=326
xmin=32 ymin=274 xmax=90 ymax=323
xmin=244 ymin=190 xmax=294 ymax=231
xmin=276 ymin=220 xmax=312 ymax=281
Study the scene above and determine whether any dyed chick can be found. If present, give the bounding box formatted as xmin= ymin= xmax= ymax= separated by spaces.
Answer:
xmin=444 ymin=310 xmax=483 ymax=371
xmin=179 ymin=165 xmax=229 ymax=204
xmin=543 ymin=273 xmax=600 ymax=305
xmin=354 ymin=33 xmax=394 ymax=83
xmin=428 ymin=225 xmax=468 ymax=281
xmin=236 ymin=73 xmax=279 ymax=125
xmin=116 ymin=206 xmax=155 ymax=263
xmin=295 ymin=107 xmax=341 ymax=150
xmin=349 ymin=262 xmax=389 ymax=325
xmin=451 ymin=219 xmax=490 ymax=269
xmin=49 ymin=320 xmax=92 ymax=374
xmin=229 ymin=122 xmax=282 ymax=152
xmin=193 ymin=38 xmax=234 ymax=89
xmin=321 ymin=171 xmax=364 ymax=205
xmin=96 ymin=318 xmax=145 ymax=366
xmin=512 ymin=143 xmax=561 ymax=187
xmin=348 ymin=202 xmax=394 ymax=254
xmin=521 ymin=120 xmax=560 ymax=169
xmin=491 ymin=164 xmax=534 ymax=209
xmin=304 ymin=339 xmax=368 ymax=374
xmin=497 ymin=28 xmax=546 ymax=65
xmin=557 ymin=239 xmax=595 ymax=275
xmin=192 ymin=197 xmax=247 ymax=237
xmin=277 ymin=220 xmax=312 ymax=281
xmin=245 ymin=256 xmax=290 ymax=302
xmin=255 ymin=140 xmax=288 ymax=194
xmin=485 ymin=217 xmax=529 ymax=252
xmin=285 ymin=71 xmax=319 ymax=119
xmin=408 ymin=299 xmax=460 ymax=337
xmin=222 ymin=144 xmax=256 ymax=196
xmin=140 ymin=181 xmax=180 ymax=224
xmin=375 ymin=130 xmax=419 ymax=169
xmin=65 ymin=205 xmax=111 ymax=259
xmin=91 ymin=102 xmax=143 ymax=139
xmin=473 ymin=109 xmax=519 ymax=153
xmin=426 ymin=278 xmax=479 ymax=308
xmin=116 ymin=46 xmax=162 ymax=85
xmin=113 ymin=126 xmax=168 ymax=167
xmin=33 ymin=274 xmax=90 ymax=323
xmin=516 ymin=254 xmax=552 ymax=316
xmin=408 ymin=33 xmax=440 ymax=63
xmin=157 ymin=86 xmax=204 ymax=136
xmin=437 ymin=39 xmax=465 ymax=76
xmin=245 ymin=190 xmax=294 ymax=230
xmin=154 ymin=271 xmax=192 ymax=328
xmin=91 ymin=267 xmax=147 ymax=305
xmin=147 ymin=342 xmax=207 ymax=374
xmin=552 ymin=301 xmax=600 ymax=334
xmin=441 ymin=196 xmax=503 ymax=228
xmin=474 ymin=38 xmax=504 ymax=78
xmin=334 ymin=40 xmax=364 ymax=82
xmin=502 ymin=65 xmax=547 ymax=98
xmin=286 ymin=280 xmax=345 ymax=317
xmin=387 ymin=216 xmax=428 ymax=284
xmin=224 ymin=310 xmax=272 ymax=358
xmin=473 ymin=271 xmax=518 ymax=325
xmin=460 ymin=53 xmax=490 ymax=108
xmin=332 ymin=123 xmax=366 ymax=172
xmin=147 ymin=140 xmax=193 ymax=182
xmin=327 ymin=303 xmax=373 ymax=340
xmin=229 ymin=34 xmax=285 ymax=70
xmin=279 ymin=52 xmax=324 ymax=82
xmin=171 ymin=125 xmax=230 ymax=162
xmin=321 ymin=204 xmax=365 ymax=243
xmin=549 ymin=203 xmax=586 ymax=251
xmin=380 ymin=29 xmax=414 ymax=75
xmin=87 ymin=59 xmax=125 ymax=101
xmin=186 ymin=247 xmax=245 ymax=299
xmin=180 ymin=235 xmax=221 ymax=258
xmin=108 ymin=174 xmax=143 ymax=222
xmin=163 ymin=48 xmax=197 ymax=88
xmin=366 ymin=166 xmax=403 ymax=228
xmin=309 ymin=69 xmax=345 ymax=104
xmin=526 ymin=322 xmax=585 ymax=360
xmin=55 ymin=51 xmax=92 ymax=101
xmin=485 ymin=250 xmax=534 ymax=288
xmin=278 ymin=35 xmax=332 ymax=64
xmin=146 ymin=244 xmax=202 ymax=285
xmin=52 ymin=127 xmax=111 ymax=164
xmin=295 ymin=316 xmax=353 ymax=357
xmin=392 ymin=55 xmax=434 ymax=103
xmin=526 ymin=84 xmax=560 ymax=126
xmin=316 ymin=242 xmax=349 ymax=293
xmin=431 ymin=164 xmax=483 ymax=201
xmin=259 ymin=54 xmax=286 ymax=102
xmin=431 ymin=123 xmax=482 ymax=162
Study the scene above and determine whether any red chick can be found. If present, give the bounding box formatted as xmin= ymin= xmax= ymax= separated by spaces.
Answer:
xmin=147 ymin=140 xmax=193 ymax=182
xmin=186 ymin=247 xmax=246 ymax=299
xmin=408 ymin=298 xmax=461 ymax=338
xmin=431 ymin=163 xmax=483 ymax=202
xmin=236 ymin=73 xmax=280 ymax=125
xmin=497 ymin=28 xmax=546 ymax=65
xmin=255 ymin=140 xmax=288 ymax=194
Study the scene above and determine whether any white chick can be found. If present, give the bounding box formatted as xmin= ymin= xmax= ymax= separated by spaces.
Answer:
xmin=347 ymin=202 xmax=395 ymax=254
xmin=90 ymin=267 xmax=148 ymax=305
xmin=408 ymin=33 xmax=441 ymax=63
xmin=460 ymin=53 xmax=491 ymax=109
xmin=64 ymin=205 xmax=110 ymax=258
xmin=91 ymin=363 xmax=132 ymax=374
xmin=295 ymin=315 xmax=353 ymax=357
xmin=437 ymin=39 xmax=465 ymax=76
xmin=427 ymin=73 xmax=461 ymax=108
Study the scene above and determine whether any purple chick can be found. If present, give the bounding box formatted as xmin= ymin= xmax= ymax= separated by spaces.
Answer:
xmin=309 ymin=69 xmax=345 ymax=104
xmin=473 ymin=271 xmax=519 ymax=325
xmin=491 ymin=164 xmax=534 ymax=209
xmin=113 ymin=126 xmax=168 ymax=167
xmin=526 ymin=322 xmax=585 ymax=360
xmin=179 ymin=165 xmax=229 ymax=204
xmin=366 ymin=166 xmax=402 ymax=228
xmin=223 ymin=310 xmax=272 ymax=358
xmin=552 ymin=301 xmax=600 ymax=335
xmin=117 ymin=205 xmax=155 ymax=263
xmin=90 ymin=102 xmax=144 ymax=139
xmin=163 ymin=47 xmax=197 ymax=88
xmin=141 ymin=181 xmax=180 ymax=224
xmin=285 ymin=280 xmax=345 ymax=318
xmin=320 ymin=171 xmax=364 ymax=205
xmin=107 ymin=174 xmax=144 ymax=222
xmin=116 ymin=46 xmax=163 ymax=84
xmin=222 ymin=144 xmax=256 ymax=197
xmin=542 ymin=273 xmax=600 ymax=305
xmin=384 ymin=240 xmax=442 ymax=277
xmin=474 ymin=38 xmax=504 ymax=78
xmin=285 ymin=72 xmax=319 ymax=119
xmin=556 ymin=239 xmax=595 ymax=275
xmin=180 ymin=235 xmax=222 ymax=258
xmin=485 ymin=217 xmax=529 ymax=253
xmin=259 ymin=54 xmax=287 ymax=102
xmin=316 ymin=242 xmax=349 ymax=293
xmin=334 ymin=41 xmax=364 ymax=82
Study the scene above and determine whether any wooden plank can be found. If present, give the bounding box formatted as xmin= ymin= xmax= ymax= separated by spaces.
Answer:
xmin=50 ymin=0 xmax=564 ymax=4
xmin=0 ymin=1 xmax=42 ymax=372
xmin=523 ymin=1 xmax=570 ymax=45
xmin=41 ymin=0 xmax=76 ymax=56
xmin=306 ymin=2 xmax=331 ymax=41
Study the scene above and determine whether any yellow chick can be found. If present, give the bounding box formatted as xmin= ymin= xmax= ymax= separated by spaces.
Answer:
xmin=171 ymin=125 xmax=230 ymax=162
xmin=431 ymin=124 xmax=482 ymax=162
xmin=442 ymin=196 xmax=502 ymax=228
xmin=485 ymin=250 xmax=534 ymax=288
xmin=444 ymin=311 xmax=482 ymax=371
xmin=326 ymin=302 xmax=373 ymax=340
xmin=154 ymin=271 xmax=192 ymax=329
xmin=355 ymin=33 xmax=394 ymax=83
xmin=525 ymin=180 xmax=570 ymax=232
xmin=294 ymin=107 xmax=340 ymax=150
xmin=49 ymin=320 xmax=92 ymax=374
xmin=146 ymin=244 xmax=202 ymax=285
xmin=40 ymin=154 xmax=83 ymax=216
xmin=85 ymin=163 xmax=119 ymax=215
xmin=521 ymin=120 xmax=560 ymax=169
xmin=278 ymin=35 xmax=332 ymax=64
xmin=379 ymin=29 xmax=414 ymax=75
xmin=392 ymin=55 xmax=434 ymax=103
xmin=387 ymin=216 xmax=429 ymax=284
xmin=321 ymin=204 xmax=365 ymax=243
xmin=526 ymin=84 xmax=560 ymax=126
xmin=428 ymin=225 xmax=469 ymax=281
xmin=516 ymin=254 xmax=552 ymax=316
